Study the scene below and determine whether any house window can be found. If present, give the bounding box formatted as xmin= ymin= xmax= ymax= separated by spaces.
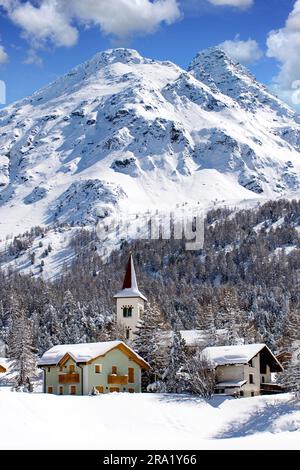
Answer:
xmin=251 ymin=392 xmax=255 ymax=397
xmin=261 ymin=376 xmax=265 ymax=383
xmin=47 ymin=367 xmax=51 ymax=373
xmin=109 ymin=387 xmax=119 ymax=393
xmin=123 ymin=306 xmax=133 ymax=318
xmin=249 ymin=359 xmax=253 ymax=367
xmin=59 ymin=386 xmax=64 ymax=395
xmin=95 ymin=364 xmax=102 ymax=374
xmin=249 ymin=374 xmax=254 ymax=384
xmin=128 ymin=388 xmax=134 ymax=393
xmin=69 ymin=364 xmax=75 ymax=373
xmin=139 ymin=308 xmax=143 ymax=318
xmin=48 ymin=386 xmax=53 ymax=394
xmin=126 ymin=328 xmax=130 ymax=340
xmin=112 ymin=366 xmax=117 ymax=374
xmin=128 ymin=367 xmax=134 ymax=383
xmin=70 ymin=385 xmax=77 ymax=395
xmin=240 ymin=391 xmax=244 ymax=397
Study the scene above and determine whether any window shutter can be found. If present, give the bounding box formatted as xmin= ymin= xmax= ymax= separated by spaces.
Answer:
xmin=128 ymin=367 xmax=134 ymax=383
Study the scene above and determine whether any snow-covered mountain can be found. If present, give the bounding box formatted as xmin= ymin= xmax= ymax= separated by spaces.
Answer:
xmin=1 ymin=46 xmax=300 ymax=239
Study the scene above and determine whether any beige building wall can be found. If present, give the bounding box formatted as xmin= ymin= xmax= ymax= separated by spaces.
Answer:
xmin=116 ymin=297 xmax=145 ymax=340
xmin=216 ymin=352 xmax=268 ymax=397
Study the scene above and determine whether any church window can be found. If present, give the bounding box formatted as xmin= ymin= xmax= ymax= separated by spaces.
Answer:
xmin=123 ymin=306 xmax=133 ymax=318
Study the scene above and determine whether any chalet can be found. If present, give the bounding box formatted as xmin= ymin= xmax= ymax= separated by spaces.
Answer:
xmin=201 ymin=344 xmax=284 ymax=397
xmin=38 ymin=340 xmax=149 ymax=395
xmin=0 ymin=363 xmax=6 ymax=373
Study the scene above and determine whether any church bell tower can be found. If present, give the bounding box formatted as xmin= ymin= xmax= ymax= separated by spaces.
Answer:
xmin=114 ymin=254 xmax=147 ymax=341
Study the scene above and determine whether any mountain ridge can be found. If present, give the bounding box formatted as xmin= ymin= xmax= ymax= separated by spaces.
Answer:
xmin=0 ymin=46 xmax=300 ymax=244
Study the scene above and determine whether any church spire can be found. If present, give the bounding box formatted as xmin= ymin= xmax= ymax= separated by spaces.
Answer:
xmin=122 ymin=253 xmax=138 ymax=290
xmin=114 ymin=253 xmax=147 ymax=301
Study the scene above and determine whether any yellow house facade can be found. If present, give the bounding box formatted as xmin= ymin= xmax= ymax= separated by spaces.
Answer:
xmin=38 ymin=341 xmax=149 ymax=395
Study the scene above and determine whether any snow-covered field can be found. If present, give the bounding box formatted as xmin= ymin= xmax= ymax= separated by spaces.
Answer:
xmin=0 ymin=389 xmax=299 ymax=450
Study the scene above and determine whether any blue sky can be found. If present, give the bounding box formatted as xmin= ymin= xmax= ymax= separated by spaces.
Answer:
xmin=0 ymin=0 xmax=299 ymax=107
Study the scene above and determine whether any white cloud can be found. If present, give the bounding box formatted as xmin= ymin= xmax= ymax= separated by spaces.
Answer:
xmin=0 ymin=44 xmax=8 ymax=64
xmin=9 ymin=1 xmax=78 ymax=47
xmin=23 ymin=48 xmax=43 ymax=67
xmin=218 ymin=36 xmax=263 ymax=64
xmin=0 ymin=0 xmax=181 ymax=55
xmin=69 ymin=0 xmax=181 ymax=37
xmin=266 ymin=0 xmax=300 ymax=107
xmin=209 ymin=0 xmax=253 ymax=8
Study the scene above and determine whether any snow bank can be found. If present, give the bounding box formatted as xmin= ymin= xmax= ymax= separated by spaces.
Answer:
xmin=0 ymin=391 xmax=299 ymax=450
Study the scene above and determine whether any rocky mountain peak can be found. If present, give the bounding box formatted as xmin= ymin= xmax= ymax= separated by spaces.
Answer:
xmin=189 ymin=47 xmax=294 ymax=117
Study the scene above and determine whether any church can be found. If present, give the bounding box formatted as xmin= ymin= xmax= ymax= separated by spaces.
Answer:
xmin=114 ymin=253 xmax=147 ymax=341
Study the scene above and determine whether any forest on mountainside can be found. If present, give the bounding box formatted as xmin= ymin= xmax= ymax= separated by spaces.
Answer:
xmin=1 ymin=198 xmax=300 ymax=358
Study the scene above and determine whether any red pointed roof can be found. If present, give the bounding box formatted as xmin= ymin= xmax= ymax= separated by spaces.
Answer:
xmin=122 ymin=255 xmax=133 ymax=289
xmin=114 ymin=254 xmax=147 ymax=301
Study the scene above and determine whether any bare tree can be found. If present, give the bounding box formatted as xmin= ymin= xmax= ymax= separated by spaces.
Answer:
xmin=185 ymin=352 xmax=216 ymax=399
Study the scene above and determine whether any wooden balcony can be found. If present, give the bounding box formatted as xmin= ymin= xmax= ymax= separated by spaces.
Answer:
xmin=59 ymin=373 xmax=80 ymax=384
xmin=260 ymin=383 xmax=285 ymax=394
xmin=108 ymin=374 xmax=128 ymax=385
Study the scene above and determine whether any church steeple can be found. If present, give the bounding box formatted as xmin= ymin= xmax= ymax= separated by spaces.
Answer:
xmin=122 ymin=254 xmax=137 ymax=290
xmin=114 ymin=254 xmax=147 ymax=342
xmin=114 ymin=253 xmax=147 ymax=301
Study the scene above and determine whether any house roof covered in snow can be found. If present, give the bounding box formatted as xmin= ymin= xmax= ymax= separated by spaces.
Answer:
xmin=38 ymin=341 xmax=149 ymax=369
xmin=159 ymin=329 xmax=227 ymax=348
xmin=215 ymin=380 xmax=247 ymax=388
xmin=201 ymin=343 xmax=283 ymax=371
xmin=114 ymin=254 xmax=147 ymax=301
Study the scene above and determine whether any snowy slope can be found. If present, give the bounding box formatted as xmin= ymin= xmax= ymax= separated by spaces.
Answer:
xmin=1 ymin=47 xmax=300 ymax=247
xmin=0 ymin=391 xmax=299 ymax=450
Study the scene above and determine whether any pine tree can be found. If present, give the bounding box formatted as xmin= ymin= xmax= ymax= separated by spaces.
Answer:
xmin=162 ymin=330 xmax=187 ymax=393
xmin=287 ymin=358 xmax=300 ymax=399
xmin=108 ymin=322 xmax=126 ymax=342
xmin=220 ymin=290 xmax=240 ymax=345
xmin=202 ymin=304 xmax=218 ymax=347
xmin=133 ymin=301 xmax=167 ymax=391
xmin=278 ymin=309 xmax=300 ymax=398
xmin=59 ymin=291 xmax=82 ymax=344
xmin=8 ymin=302 xmax=36 ymax=391
xmin=280 ymin=310 xmax=300 ymax=351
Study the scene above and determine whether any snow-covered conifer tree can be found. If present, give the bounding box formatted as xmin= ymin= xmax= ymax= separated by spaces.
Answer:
xmin=162 ymin=330 xmax=187 ymax=393
xmin=8 ymin=300 xmax=36 ymax=391
xmin=133 ymin=301 xmax=167 ymax=391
